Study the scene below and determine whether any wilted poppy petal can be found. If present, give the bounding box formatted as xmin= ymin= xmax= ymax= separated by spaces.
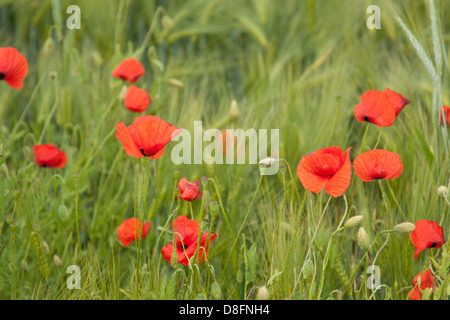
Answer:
xmin=124 ymin=85 xmax=151 ymax=113
xmin=0 ymin=47 xmax=28 ymax=89
xmin=353 ymin=149 xmax=403 ymax=182
xmin=410 ymin=220 xmax=445 ymax=259
xmin=33 ymin=144 xmax=67 ymax=169
xmin=112 ymin=58 xmax=145 ymax=83
xmin=178 ymin=177 xmax=202 ymax=201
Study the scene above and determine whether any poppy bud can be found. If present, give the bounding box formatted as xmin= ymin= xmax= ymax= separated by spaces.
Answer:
xmin=279 ymin=164 xmax=287 ymax=176
xmin=119 ymin=85 xmax=128 ymax=102
xmin=0 ymin=163 xmax=9 ymax=177
xmin=437 ymin=186 xmax=448 ymax=198
xmin=229 ymin=99 xmax=239 ymax=120
xmin=211 ymin=281 xmax=222 ymax=300
xmin=344 ymin=215 xmax=364 ymax=229
xmin=168 ymin=78 xmax=184 ymax=88
xmin=259 ymin=157 xmax=277 ymax=168
xmin=162 ymin=15 xmax=174 ymax=30
xmin=53 ymin=254 xmax=62 ymax=267
xmin=174 ymin=170 xmax=180 ymax=179
xmin=33 ymin=225 xmax=41 ymax=233
xmin=303 ymin=259 xmax=314 ymax=279
xmin=6 ymin=216 xmax=13 ymax=224
xmin=201 ymin=218 xmax=209 ymax=231
xmin=10 ymin=223 xmax=17 ymax=231
xmin=357 ymin=227 xmax=370 ymax=252
xmin=256 ymin=286 xmax=269 ymax=300
xmin=394 ymin=222 xmax=416 ymax=234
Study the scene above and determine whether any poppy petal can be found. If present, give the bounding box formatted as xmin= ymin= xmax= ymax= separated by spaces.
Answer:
xmin=0 ymin=47 xmax=28 ymax=89
xmin=115 ymin=122 xmax=145 ymax=158
xmin=124 ymin=85 xmax=151 ymax=113
xmin=324 ymin=147 xmax=352 ymax=197
xmin=33 ymin=144 xmax=67 ymax=168
xmin=354 ymin=149 xmax=403 ymax=182
xmin=112 ymin=58 xmax=145 ymax=83
xmin=410 ymin=220 xmax=445 ymax=259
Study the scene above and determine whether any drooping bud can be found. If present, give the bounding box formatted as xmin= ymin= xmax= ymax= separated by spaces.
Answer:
xmin=168 ymin=78 xmax=184 ymax=88
xmin=303 ymin=259 xmax=314 ymax=279
xmin=344 ymin=215 xmax=364 ymax=229
xmin=256 ymin=286 xmax=269 ymax=300
xmin=437 ymin=186 xmax=448 ymax=198
xmin=119 ymin=85 xmax=128 ymax=102
xmin=53 ymin=254 xmax=62 ymax=267
xmin=229 ymin=100 xmax=239 ymax=120
xmin=258 ymin=157 xmax=277 ymax=168
xmin=393 ymin=222 xmax=416 ymax=234
xmin=357 ymin=227 xmax=370 ymax=252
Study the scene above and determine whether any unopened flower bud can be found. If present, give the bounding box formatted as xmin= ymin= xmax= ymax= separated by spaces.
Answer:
xmin=210 ymin=281 xmax=222 ymax=300
xmin=344 ymin=215 xmax=364 ymax=229
xmin=209 ymin=201 xmax=220 ymax=216
xmin=256 ymin=286 xmax=269 ymax=300
xmin=437 ymin=186 xmax=448 ymax=197
xmin=10 ymin=223 xmax=17 ymax=231
xmin=229 ymin=100 xmax=239 ymax=120
xmin=6 ymin=216 xmax=14 ymax=224
xmin=119 ymin=85 xmax=128 ymax=102
xmin=162 ymin=15 xmax=174 ymax=30
xmin=393 ymin=222 xmax=416 ymax=234
xmin=168 ymin=78 xmax=184 ymax=88
xmin=53 ymin=254 xmax=62 ymax=267
xmin=357 ymin=227 xmax=370 ymax=252
xmin=258 ymin=157 xmax=277 ymax=168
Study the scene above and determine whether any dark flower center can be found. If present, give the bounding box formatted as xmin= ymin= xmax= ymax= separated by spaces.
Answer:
xmin=0 ymin=72 xmax=5 ymax=80
xmin=364 ymin=116 xmax=370 ymax=122
xmin=430 ymin=242 xmax=437 ymax=248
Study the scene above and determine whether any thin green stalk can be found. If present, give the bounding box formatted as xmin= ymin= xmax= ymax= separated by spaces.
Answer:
xmin=267 ymin=174 xmax=286 ymax=282
xmin=316 ymin=194 xmax=349 ymax=299
xmin=220 ymin=175 xmax=263 ymax=282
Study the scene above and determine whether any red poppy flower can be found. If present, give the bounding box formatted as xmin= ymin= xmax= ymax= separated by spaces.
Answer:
xmin=117 ymin=218 xmax=151 ymax=246
xmin=353 ymin=149 xmax=403 ymax=182
xmin=0 ymin=47 xmax=28 ymax=89
xmin=410 ymin=220 xmax=445 ymax=259
xmin=178 ymin=177 xmax=203 ymax=201
xmin=297 ymin=146 xmax=352 ymax=198
xmin=161 ymin=215 xmax=217 ymax=266
xmin=33 ymin=144 xmax=67 ymax=169
xmin=407 ymin=269 xmax=435 ymax=300
xmin=354 ymin=89 xmax=410 ymax=127
xmin=112 ymin=58 xmax=145 ymax=83
xmin=115 ymin=115 xmax=182 ymax=159
xmin=440 ymin=105 xmax=450 ymax=126
xmin=124 ymin=85 xmax=151 ymax=113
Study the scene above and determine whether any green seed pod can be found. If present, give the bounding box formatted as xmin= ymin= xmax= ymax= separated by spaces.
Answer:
xmin=393 ymin=222 xmax=416 ymax=234
xmin=6 ymin=216 xmax=14 ymax=224
xmin=357 ymin=227 xmax=370 ymax=252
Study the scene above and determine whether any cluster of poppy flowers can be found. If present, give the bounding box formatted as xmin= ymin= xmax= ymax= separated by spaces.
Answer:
xmin=2 ymin=46 xmax=447 ymax=297
xmin=296 ymin=88 xmax=446 ymax=300
xmin=111 ymin=59 xmax=216 ymax=266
